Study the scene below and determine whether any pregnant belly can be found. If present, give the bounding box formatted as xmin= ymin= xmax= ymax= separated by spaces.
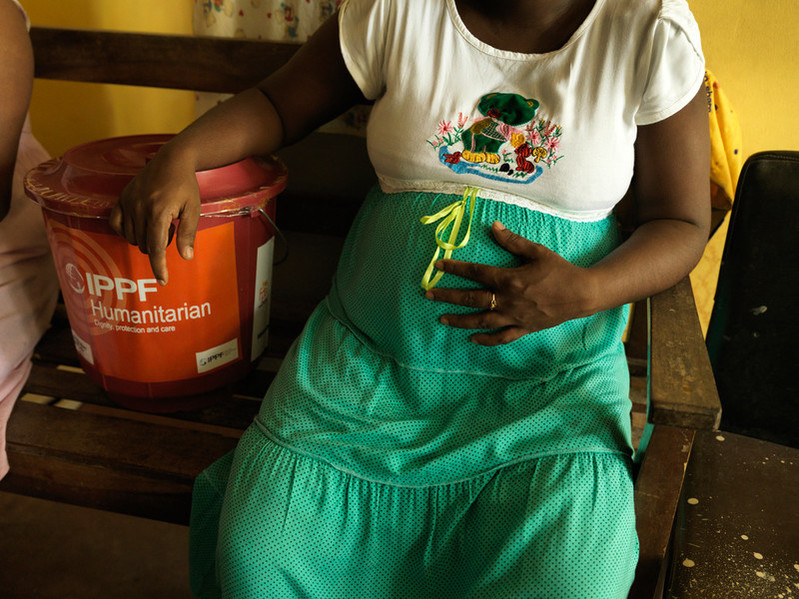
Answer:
xmin=326 ymin=188 xmax=627 ymax=379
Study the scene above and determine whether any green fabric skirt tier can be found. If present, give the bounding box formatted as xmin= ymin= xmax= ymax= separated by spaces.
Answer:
xmin=190 ymin=188 xmax=639 ymax=598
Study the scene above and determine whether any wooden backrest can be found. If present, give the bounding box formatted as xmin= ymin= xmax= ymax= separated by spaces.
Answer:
xmin=31 ymin=27 xmax=297 ymax=93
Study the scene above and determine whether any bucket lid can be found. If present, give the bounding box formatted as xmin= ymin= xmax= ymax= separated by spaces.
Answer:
xmin=24 ymin=134 xmax=287 ymax=219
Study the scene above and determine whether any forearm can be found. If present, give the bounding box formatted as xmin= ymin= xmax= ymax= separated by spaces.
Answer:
xmin=155 ymin=88 xmax=284 ymax=173
xmin=110 ymin=11 xmax=364 ymax=284
xmin=0 ymin=0 xmax=34 ymax=221
xmin=585 ymin=216 xmax=708 ymax=313
xmin=584 ymin=86 xmax=712 ymax=313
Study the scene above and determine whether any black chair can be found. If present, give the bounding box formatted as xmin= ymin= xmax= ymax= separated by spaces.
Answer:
xmin=666 ymin=151 xmax=799 ymax=597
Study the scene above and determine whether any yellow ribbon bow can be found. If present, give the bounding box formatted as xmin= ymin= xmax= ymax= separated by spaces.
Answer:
xmin=420 ymin=186 xmax=479 ymax=291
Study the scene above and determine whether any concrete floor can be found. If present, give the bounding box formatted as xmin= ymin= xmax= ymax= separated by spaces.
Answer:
xmin=0 ymin=491 xmax=192 ymax=599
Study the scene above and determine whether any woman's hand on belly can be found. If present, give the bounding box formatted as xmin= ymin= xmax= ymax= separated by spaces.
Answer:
xmin=424 ymin=221 xmax=599 ymax=346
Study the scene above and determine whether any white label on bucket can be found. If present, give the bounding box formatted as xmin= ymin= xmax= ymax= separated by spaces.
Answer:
xmin=196 ymin=338 xmax=239 ymax=374
xmin=71 ymin=330 xmax=94 ymax=365
xmin=251 ymin=238 xmax=274 ymax=360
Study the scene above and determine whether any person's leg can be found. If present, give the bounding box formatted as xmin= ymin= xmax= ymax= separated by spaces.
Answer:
xmin=456 ymin=452 xmax=638 ymax=599
xmin=0 ymin=356 xmax=32 ymax=480
xmin=214 ymin=433 xmax=434 ymax=598
xmin=190 ymin=450 xmax=236 ymax=599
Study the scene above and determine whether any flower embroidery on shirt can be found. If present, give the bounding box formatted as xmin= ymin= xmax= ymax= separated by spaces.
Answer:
xmin=427 ymin=92 xmax=564 ymax=184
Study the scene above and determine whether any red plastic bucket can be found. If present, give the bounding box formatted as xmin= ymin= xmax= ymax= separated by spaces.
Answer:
xmin=25 ymin=134 xmax=287 ymax=412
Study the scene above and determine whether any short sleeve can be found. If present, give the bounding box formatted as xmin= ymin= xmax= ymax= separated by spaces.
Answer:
xmin=338 ymin=0 xmax=389 ymax=101
xmin=635 ymin=0 xmax=705 ymax=126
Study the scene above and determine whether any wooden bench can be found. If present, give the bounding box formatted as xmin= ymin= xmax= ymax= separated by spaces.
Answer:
xmin=1 ymin=26 xmax=722 ymax=598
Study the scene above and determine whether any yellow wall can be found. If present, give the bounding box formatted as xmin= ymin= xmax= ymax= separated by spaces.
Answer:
xmin=690 ymin=0 xmax=799 ymax=157
xmin=688 ymin=0 xmax=799 ymax=331
xmin=25 ymin=0 xmax=195 ymax=156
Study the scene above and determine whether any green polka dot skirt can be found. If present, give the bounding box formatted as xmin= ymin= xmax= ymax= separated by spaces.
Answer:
xmin=189 ymin=189 xmax=639 ymax=598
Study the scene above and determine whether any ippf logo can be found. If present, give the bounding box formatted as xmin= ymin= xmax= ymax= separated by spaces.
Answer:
xmin=63 ymin=263 xmax=159 ymax=302
xmin=65 ymin=263 xmax=85 ymax=294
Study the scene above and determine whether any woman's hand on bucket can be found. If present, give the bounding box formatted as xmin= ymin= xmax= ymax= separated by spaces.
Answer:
xmin=109 ymin=147 xmax=201 ymax=286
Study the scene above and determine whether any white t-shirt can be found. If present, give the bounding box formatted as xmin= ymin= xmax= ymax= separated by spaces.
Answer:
xmin=339 ymin=0 xmax=705 ymax=221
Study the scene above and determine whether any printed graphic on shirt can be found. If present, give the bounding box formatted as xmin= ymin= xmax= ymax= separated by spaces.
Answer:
xmin=427 ymin=92 xmax=564 ymax=184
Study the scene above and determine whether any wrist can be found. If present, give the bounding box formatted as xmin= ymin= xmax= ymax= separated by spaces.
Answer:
xmin=580 ymin=265 xmax=610 ymax=316
xmin=157 ymin=139 xmax=200 ymax=172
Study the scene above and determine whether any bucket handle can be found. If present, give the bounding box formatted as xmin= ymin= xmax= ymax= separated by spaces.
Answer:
xmin=258 ymin=208 xmax=289 ymax=266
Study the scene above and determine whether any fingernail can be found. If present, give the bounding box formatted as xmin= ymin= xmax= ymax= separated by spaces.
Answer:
xmin=440 ymin=316 xmax=449 ymax=325
xmin=494 ymin=221 xmax=506 ymax=230
xmin=184 ymin=246 xmax=194 ymax=260
xmin=425 ymin=291 xmax=434 ymax=300
xmin=157 ymin=278 xmax=167 ymax=286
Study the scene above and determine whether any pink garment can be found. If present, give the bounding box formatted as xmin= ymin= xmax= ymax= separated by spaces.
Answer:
xmin=0 ymin=113 xmax=59 ymax=479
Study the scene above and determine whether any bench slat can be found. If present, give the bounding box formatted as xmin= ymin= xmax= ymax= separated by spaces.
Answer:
xmin=30 ymin=27 xmax=299 ymax=93
xmin=22 ymin=362 xmax=266 ymax=430
xmin=3 ymin=401 xmax=240 ymax=523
